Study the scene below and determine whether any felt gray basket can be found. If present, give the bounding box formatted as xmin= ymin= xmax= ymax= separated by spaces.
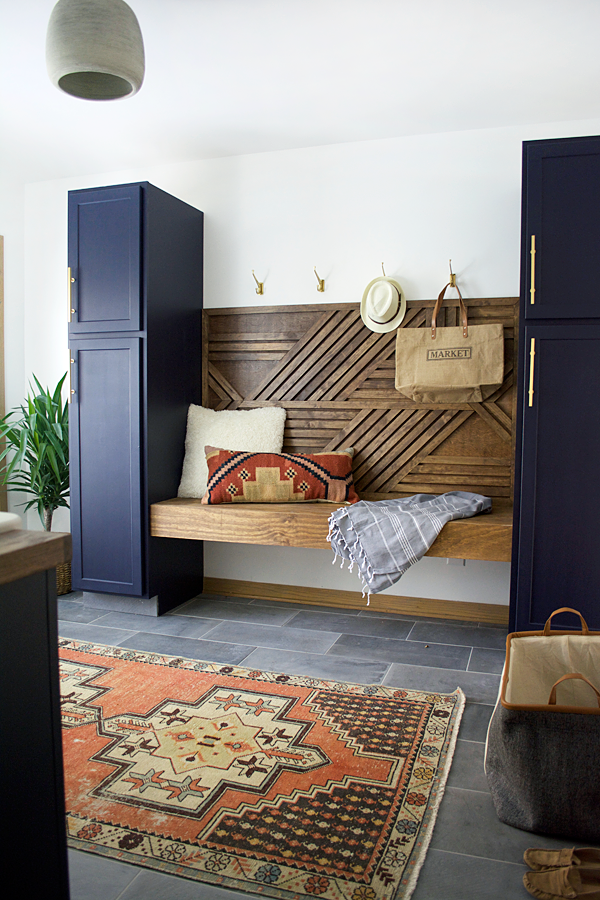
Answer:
xmin=485 ymin=608 xmax=600 ymax=842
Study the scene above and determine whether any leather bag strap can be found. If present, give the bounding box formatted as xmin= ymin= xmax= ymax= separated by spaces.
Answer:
xmin=543 ymin=607 xmax=590 ymax=635
xmin=431 ymin=282 xmax=468 ymax=339
xmin=548 ymin=672 xmax=600 ymax=707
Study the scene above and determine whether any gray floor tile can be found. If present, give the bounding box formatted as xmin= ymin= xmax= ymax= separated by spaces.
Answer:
xmin=328 ymin=633 xmax=471 ymax=669
xmin=68 ymin=849 xmax=141 ymax=900
xmin=167 ymin=593 xmax=252 ymax=615
xmin=116 ymin=632 xmax=255 ymax=664
xmin=203 ymin=621 xmax=341 ymax=653
xmin=222 ymin=594 xmax=260 ymax=605
xmin=468 ymin=647 xmax=506 ymax=674
xmin=357 ymin=608 xmax=419 ymax=621
xmin=173 ymin=592 xmax=255 ymax=609
xmin=459 ymin=703 xmax=494 ymax=742
xmin=57 ymin=602 xmax=107 ymax=624
xmin=430 ymin=787 xmax=580 ymax=861
xmin=118 ymin=867 xmax=255 ymax=899
xmin=91 ymin=611 xmax=221 ymax=639
xmin=285 ymin=609 xmax=414 ymax=639
xmin=58 ymin=621 xmax=138 ymax=644
xmin=252 ymin=598 xmax=362 ymax=614
xmin=175 ymin=598 xmax=297 ymax=625
xmin=383 ymin=663 xmax=501 ymax=703
xmin=447 ymin=739 xmax=489 ymax=792
xmin=60 ymin=591 xmax=84 ymax=602
xmin=241 ymin=646 xmax=390 ymax=684
xmin=411 ymin=849 xmax=530 ymax=900
xmin=361 ymin=611 xmax=483 ymax=626
xmin=408 ymin=621 xmax=508 ymax=650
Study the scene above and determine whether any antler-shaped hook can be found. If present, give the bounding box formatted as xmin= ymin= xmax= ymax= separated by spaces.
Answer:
xmin=252 ymin=270 xmax=264 ymax=295
xmin=449 ymin=259 xmax=456 ymax=287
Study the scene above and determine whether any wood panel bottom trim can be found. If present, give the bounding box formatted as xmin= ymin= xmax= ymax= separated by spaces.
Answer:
xmin=203 ymin=576 xmax=509 ymax=625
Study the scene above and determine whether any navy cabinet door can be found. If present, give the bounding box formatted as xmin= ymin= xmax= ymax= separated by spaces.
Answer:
xmin=68 ymin=185 xmax=142 ymax=333
xmin=522 ymin=136 xmax=600 ymax=320
xmin=512 ymin=324 xmax=600 ymax=630
xmin=69 ymin=337 xmax=143 ymax=595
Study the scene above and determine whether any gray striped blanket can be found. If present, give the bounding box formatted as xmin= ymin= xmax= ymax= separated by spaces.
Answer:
xmin=327 ymin=491 xmax=492 ymax=599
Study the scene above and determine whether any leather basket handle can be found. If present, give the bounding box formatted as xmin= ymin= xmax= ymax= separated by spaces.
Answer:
xmin=431 ymin=282 xmax=468 ymax=339
xmin=543 ymin=607 xmax=590 ymax=635
xmin=548 ymin=672 xmax=600 ymax=708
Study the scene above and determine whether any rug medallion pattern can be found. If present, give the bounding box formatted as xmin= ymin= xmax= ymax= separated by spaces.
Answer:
xmin=60 ymin=639 xmax=464 ymax=900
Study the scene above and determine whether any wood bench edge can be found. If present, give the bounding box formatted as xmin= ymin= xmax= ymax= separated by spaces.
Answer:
xmin=150 ymin=498 xmax=513 ymax=562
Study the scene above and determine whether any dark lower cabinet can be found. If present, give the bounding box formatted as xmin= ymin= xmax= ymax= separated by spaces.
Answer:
xmin=0 ymin=532 xmax=72 ymax=899
xmin=512 ymin=325 xmax=600 ymax=630
xmin=70 ymin=337 xmax=143 ymax=595
xmin=68 ymin=182 xmax=204 ymax=614
xmin=511 ymin=136 xmax=600 ymax=631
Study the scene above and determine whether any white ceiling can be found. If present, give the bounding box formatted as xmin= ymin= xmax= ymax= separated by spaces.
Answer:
xmin=2 ymin=0 xmax=600 ymax=184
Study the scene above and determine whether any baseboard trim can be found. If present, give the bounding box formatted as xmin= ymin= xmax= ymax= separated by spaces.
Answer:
xmin=203 ymin=577 xmax=509 ymax=625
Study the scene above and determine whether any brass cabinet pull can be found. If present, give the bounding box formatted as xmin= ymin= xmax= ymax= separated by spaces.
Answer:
xmin=68 ymin=354 xmax=75 ymax=404
xmin=528 ymin=337 xmax=535 ymax=407
xmin=67 ymin=267 xmax=75 ymax=321
xmin=530 ymin=235 xmax=536 ymax=304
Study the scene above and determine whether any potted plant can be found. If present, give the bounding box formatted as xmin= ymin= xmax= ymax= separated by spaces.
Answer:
xmin=0 ymin=373 xmax=70 ymax=590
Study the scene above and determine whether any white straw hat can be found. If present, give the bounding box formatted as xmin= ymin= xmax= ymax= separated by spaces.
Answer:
xmin=361 ymin=277 xmax=406 ymax=333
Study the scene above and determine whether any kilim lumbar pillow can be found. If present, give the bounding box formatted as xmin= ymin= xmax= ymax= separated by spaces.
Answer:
xmin=201 ymin=447 xmax=359 ymax=504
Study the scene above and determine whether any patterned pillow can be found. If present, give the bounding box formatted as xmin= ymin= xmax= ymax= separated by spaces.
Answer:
xmin=201 ymin=447 xmax=359 ymax=504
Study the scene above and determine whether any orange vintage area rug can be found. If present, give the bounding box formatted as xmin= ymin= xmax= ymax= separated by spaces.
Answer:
xmin=59 ymin=638 xmax=464 ymax=900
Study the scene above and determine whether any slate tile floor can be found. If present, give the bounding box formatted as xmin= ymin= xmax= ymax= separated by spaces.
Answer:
xmin=57 ymin=591 xmax=586 ymax=900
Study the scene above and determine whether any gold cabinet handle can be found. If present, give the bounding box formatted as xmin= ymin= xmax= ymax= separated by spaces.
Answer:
xmin=67 ymin=267 xmax=76 ymax=321
xmin=68 ymin=355 xmax=75 ymax=404
xmin=528 ymin=337 xmax=535 ymax=407
xmin=530 ymin=235 xmax=536 ymax=304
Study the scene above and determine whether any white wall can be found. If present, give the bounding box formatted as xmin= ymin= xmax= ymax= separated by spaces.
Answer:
xmin=13 ymin=116 xmax=600 ymax=601
xmin=0 ymin=177 xmax=26 ymax=412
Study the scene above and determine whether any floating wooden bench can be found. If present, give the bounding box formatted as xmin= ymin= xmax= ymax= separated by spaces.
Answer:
xmin=150 ymin=298 xmax=516 ymax=618
xmin=151 ymin=497 xmax=513 ymax=562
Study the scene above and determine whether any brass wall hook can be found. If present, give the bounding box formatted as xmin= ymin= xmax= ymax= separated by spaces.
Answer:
xmin=314 ymin=267 xmax=325 ymax=292
xmin=449 ymin=259 xmax=456 ymax=288
xmin=381 ymin=262 xmax=386 ymax=277
xmin=252 ymin=270 xmax=264 ymax=295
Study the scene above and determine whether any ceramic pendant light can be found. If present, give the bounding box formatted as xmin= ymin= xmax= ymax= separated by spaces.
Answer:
xmin=46 ymin=0 xmax=145 ymax=100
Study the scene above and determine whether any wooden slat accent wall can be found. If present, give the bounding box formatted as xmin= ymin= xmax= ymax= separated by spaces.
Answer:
xmin=203 ymin=298 xmax=518 ymax=501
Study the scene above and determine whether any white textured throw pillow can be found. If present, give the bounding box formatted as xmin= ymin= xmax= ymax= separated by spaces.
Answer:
xmin=177 ymin=405 xmax=287 ymax=498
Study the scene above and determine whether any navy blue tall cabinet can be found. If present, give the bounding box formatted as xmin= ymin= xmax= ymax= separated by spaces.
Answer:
xmin=511 ymin=136 xmax=600 ymax=631
xmin=68 ymin=182 xmax=204 ymax=614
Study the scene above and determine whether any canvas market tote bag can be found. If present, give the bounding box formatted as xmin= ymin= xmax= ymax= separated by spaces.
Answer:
xmin=485 ymin=608 xmax=600 ymax=842
xmin=395 ymin=282 xmax=504 ymax=402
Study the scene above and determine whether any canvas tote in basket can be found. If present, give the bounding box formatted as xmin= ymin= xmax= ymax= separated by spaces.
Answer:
xmin=395 ymin=282 xmax=504 ymax=402
xmin=485 ymin=608 xmax=600 ymax=842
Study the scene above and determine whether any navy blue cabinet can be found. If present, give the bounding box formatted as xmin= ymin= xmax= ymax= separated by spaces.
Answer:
xmin=521 ymin=136 xmax=600 ymax=320
xmin=68 ymin=182 xmax=204 ymax=614
xmin=69 ymin=337 xmax=143 ymax=595
xmin=68 ymin=184 xmax=142 ymax=333
xmin=511 ymin=137 xmax=600 ymax=631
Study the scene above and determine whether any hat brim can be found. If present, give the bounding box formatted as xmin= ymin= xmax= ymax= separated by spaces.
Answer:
xmin=361 ymin=277 xmax=407 ymax=333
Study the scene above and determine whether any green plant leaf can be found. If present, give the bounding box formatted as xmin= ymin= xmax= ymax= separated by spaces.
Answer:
xmin=0 ymin=373 xmax=69 ymax=530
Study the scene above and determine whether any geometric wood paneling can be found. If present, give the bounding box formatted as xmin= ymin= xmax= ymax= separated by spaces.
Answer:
xmin=204 ymin=297 xmax=518 ymax=501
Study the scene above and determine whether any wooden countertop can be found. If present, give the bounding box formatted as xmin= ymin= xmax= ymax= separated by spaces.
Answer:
xmin=150 ymin=498 xmax=513 ymax=562
xmin=0 ymin=529 xmax=72 ymax=586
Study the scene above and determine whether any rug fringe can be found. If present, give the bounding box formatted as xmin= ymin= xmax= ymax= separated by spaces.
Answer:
xmin=402 ymin=686 xmax=466 ymax=900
